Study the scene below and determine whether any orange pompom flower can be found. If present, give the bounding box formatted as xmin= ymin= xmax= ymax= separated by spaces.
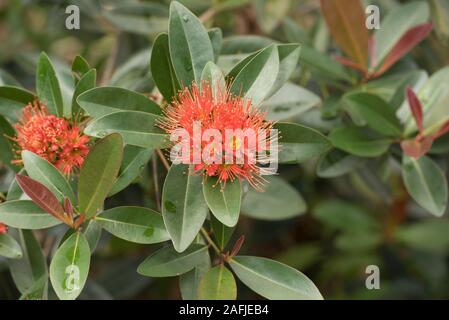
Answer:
xmin=158 ymin=82 xmax=277 ymax=190
xmin=13 ymin=100 xmax=90 ymax=175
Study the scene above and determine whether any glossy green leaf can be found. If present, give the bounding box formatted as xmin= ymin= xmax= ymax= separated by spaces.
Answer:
xmin=211 ymin=215 xmax=235 ymax=250
xmin=0 ymin=200 xmax=61 ymax=229
xmin=8 ymin=229 xmax=48 ymax=297
xmin=78 ymin=133 xmax=124 ymax=218
xmin=268 ymin=44 xmax=301 ymax=97
xmin=71 ymin=69 xmax=96 ymax=116
xmin=71 ymin=55 xmax=90 ymax=81
xmin=36 ymin=52 xmax=63 ymax=116
xmin=162 ymin=164 xmax=208 ymax=252
xmin=0 ymin=233 xmax=22 ymax=259
xmin=201 ymin=61 xmax=226 ymax=99
xmin=316 ymin=149 xmax=362 ymax=178
xmin=229 ymin=256 xmax=323 ymax=300
xmin=22 ymin=150 xmax=75 ymax=204
xmin=84 ymin=111 xmax=168 ymax=149
xmin=60 ymin=219 xmax=102 ymax=254
xmin=402 ymin=155 xmax=448 ymax=217
xmin=109 ymin=145 xmax=152 ymax=196
xmin=199 ymin=265 xmax=237 ymax=300
xmin=77 ymin=86 xmax=161 ymax=119
xmin=264 ymin=83 xmax=320 ymax=121
xmin=275 ymin=122 xmax=331 ymax=163
xmin=343 ymin=92 xmax=402 ymax=137
xmin=208 ymin=28 xmax=223 ymax=62
xmin=203 ymin=177 xmax=241 ymax=227
xmin=168 ymin=1 xmax=214 ymax=85
xmin=138 ymin=244 xmax=208 ymax=277
xmin=230 ymin=45 xmax=279 ymax=106
xmin=96 ymin=206 xmax=169 ymax=244
xmin=50 ymin=232 xmax=91 ymax=300
xmin=0 ymin=86 xmax=34 ymax=122
xmin=242 ymin=175 xmax=306 ymax=220
xmin=329 ymin=127 xmax=392 ymax=157
xmin=151 ymin=33 xmax=181 ymax=102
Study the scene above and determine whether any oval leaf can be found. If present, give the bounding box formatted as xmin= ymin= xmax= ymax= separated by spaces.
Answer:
xmin=84 ymin=111 xmax=168 ymax=150
xmin=199 ymin=265 xmax=237 ymax=300
xmin=402 ymin=155 xmax=448 ymax=217
xmin=162 ymin=164 xmax=208 ymax=252
xmin=50 ymin=232 xmax=91 ymax=300
xmin=78 ymin=133 xmax=124 ymax=218
xmin=229 ymin=256 xmax=323 ymax=300
xmin=0 ymin=233 xmax=23 ymax=259
xmin=0 ymin=86 xmax=35 ymax=122
xmin=138 ymin=244 xmax=208 ymax=277
xmin=0 ymin=200 xmax=61 ymax=229
xmin=96 ymin=206 xmax=169 ymax=244
xmin=36 ymin=52 xmax=63 ymax=116
xmin=203 ymin=177 xmax=241 ymax=227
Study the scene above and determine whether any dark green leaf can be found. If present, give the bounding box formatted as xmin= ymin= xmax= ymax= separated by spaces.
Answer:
xmin=0 ymin=200 xmax=61 ymax=229
xmin=36 ymin=52 xmax=63 ymax=116
xmin=199 ymin=265 xmax=237 ymax=300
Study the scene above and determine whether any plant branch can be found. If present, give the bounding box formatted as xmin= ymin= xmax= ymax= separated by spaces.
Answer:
xmin=200 ymin=227 xmax=221 ymax=255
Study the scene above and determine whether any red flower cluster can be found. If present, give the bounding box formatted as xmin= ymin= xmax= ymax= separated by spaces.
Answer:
xmin=158 ymin=82 xmax=275 ymax=190
xmin=13 ymin=101 xmax=90 ymax=175
xmin=0 ymin=223 xmax=7 ymax=234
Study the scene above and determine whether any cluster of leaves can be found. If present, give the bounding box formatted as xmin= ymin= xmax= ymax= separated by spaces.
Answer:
xmin=1 ymin=0 xmax=449 ymax=300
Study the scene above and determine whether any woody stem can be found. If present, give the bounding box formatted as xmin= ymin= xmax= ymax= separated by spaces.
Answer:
xmin=200 ymin=227 xmax=221 ymax=255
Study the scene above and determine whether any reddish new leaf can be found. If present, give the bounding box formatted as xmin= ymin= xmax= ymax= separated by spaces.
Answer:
xmin=230 ymin=235 xmax=245 ymax=258
xmin=400 ymin=136 xmax=433 ymax=159
xmin=16 ymin=175 xmax=66 ymax=222
xmin=433 ymin=120 xmax=449 ymax=140
xmin=374 ymin=23 xmax=433 ymax=77
xmin=406 ymin=86 xmax=424 ymax=133
xmin=321 ymin=0 xmax=369 ymax=69
xmin=335 ymin=55 xmax=368 ymax=76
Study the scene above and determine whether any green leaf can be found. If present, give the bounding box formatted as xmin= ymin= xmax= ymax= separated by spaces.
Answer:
xmin=343 ymin=92 xmax=402 ymax=137
xmin=36 ymin=52 xmax=63 ymax=116
xmin=162 ymin=164 xmax=208 ymax=252
xmin=230 ymin=45 xmax=279 ymax=106
xmin=0 ymin=86 xmax=34 ymax=122
xmin=199 ymin=265 xmax=237 ymax=300
xmin=242 ymin=175 xmax=307 ymax=220
xmin=151 ymin=33 xmax=181 ymax=102
xmin=211 ymin=215 xmax=235 ymax=250
xmin=8 ymin=229 xmax=48 ymax=297
xmin=77 ymin=86 xmax=161 ymax=119
xmin=71 ymin=55 xmax=91 ymax=81
xmin=314 ymin=200 xmax=379 ymax=232
xmin=50 ymin=232 xmax=90 ymax=300
xmin=229 ymin=256 xmax=323 ymax=300
xmin=275 ymin=122 xmax=331 ymax=163
xmin=255 ymin=0 xmax=291 ymax=34
xmin=267 ymin=44 xmax=301 ymax=97
xmin=0 ymin=116 xmax=20 ymax=171
xmin=60 ymin=219 xmax=102 ymax=254
xmin=168 ymin=1 xmax=214 ymax=85
xmin=179 ymin=248 xmax=211 ymax=300
xmin=316 ymin=149 xmax=362 ymax=178
xmin=78 ymin=133 xmax=124 ymax=218
xmin=84 ymin=111 xmax=168 ymax=149
xmin=0 ymin=200 xmax=61 ymax=229
xmin=374 ymin=1 xmax=429 ymax=67
xmin=208 ymin=28 xmax=223 ymax=62
xmin=201 ymin=61 xmax=226 ymax=99
xmin=402 ymin=155 xmax=448 ymax=217
xmin=203 ymin=177 xmax=241 ymax=227
xmin=0 ymin=233 xmax=22 ymax=259
xmin=96 ymin=206 xmax=170 ymax=244
xmin=71 ymin=69 xmax=96 ymax=116
xmin=263 ymin=83 xmax=320 ymax=121
xmin=22 ymin=150 xmax=75 ymax=204
xmin=137 ymin=244 xmax=208 ymax=277
xmin=395 ymin=219 xmax=449 ymax=253
xmin=109 ymin=145 xmax=152 ymax=196
xmin=329 ymin=126 xmax=392 ymax=157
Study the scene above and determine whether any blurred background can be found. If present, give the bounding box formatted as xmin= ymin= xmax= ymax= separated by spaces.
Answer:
xmin=1 ymin=0 xmax=449 ymax=299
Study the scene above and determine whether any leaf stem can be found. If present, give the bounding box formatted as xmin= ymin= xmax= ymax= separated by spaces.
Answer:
xmin=200 ymin=227 xmax=221 ymax=256
xmin=156 ymin=149 xmax=170 ymax=170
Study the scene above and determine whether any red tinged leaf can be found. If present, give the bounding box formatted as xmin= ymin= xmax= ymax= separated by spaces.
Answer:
xmin=433 ymin=120 xmax=449 ymax=140
xmin=230 ymin=235 xmax=245 ymax=258
xmin=400 ymin=136 xmax=433 ymax=159
xmin=374 ymin=23 xmax=433 ymax=77
xmin=16 ymin=175 xmax=66 ymax=222
xmin=335 ymin=56 xmax=367 ymax=76
xmin=320 ymin=0 xmax=369 ymax=68
xmin=406 ymin=86 xmax=424 ymax=133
